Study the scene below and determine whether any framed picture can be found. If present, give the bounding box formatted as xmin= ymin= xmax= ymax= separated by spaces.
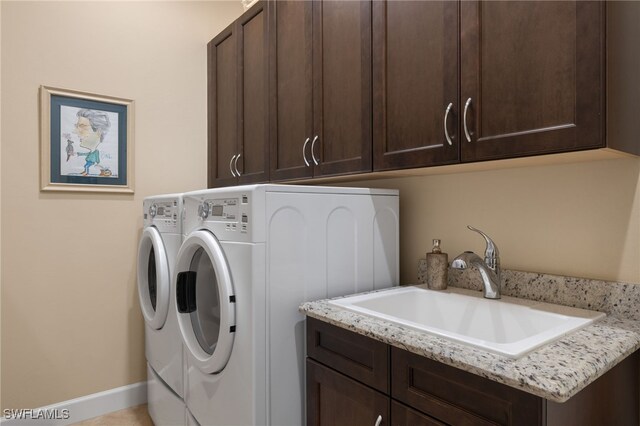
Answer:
xmin=40 ymin=86 xmax=134 ymax=193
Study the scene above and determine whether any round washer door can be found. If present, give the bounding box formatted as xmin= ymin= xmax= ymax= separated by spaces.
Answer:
xmin=175 ymin=230 xmax=236 ymax=374
xmin=137 ymin=226 xmax=170 ymax=330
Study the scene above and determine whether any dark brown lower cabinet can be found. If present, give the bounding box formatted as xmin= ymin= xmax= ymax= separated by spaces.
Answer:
xmin=306 ymin=317 xmax=639 ymax=426
xmin=307 ymin=360 xmax=390 ymax=426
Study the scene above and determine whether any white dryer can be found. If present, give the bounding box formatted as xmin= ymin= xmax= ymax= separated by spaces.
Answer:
xmin=174 ymin=184 xmax=399 ymax=426
xmin=137 ymin=194 xmax=186 ymax=425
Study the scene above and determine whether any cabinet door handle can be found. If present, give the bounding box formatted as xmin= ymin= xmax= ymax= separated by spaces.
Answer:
xmin=234 ymin=153 xmax=241 ymax=177
xmin=311 ymin=135 xmax=319 ymax=166
xmin=463 ymin=97 xmax=473 ymax=143
xmin=444 ymin=102 xmax=454 ymax=146
xmin=302 ymin=137 xmax=311 ymax=167
xmin=229 ymin=154 xmax=237 ymax=177
xmin=374 ymin=415 xmax=382 ymax=426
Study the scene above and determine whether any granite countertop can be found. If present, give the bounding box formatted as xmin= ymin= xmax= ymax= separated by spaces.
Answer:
xmin=300 ymin=275 xmax=640 ymax=403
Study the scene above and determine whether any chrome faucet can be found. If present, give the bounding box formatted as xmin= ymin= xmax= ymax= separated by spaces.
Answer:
xmin=451 ymin=226 xmax=501 ymax=299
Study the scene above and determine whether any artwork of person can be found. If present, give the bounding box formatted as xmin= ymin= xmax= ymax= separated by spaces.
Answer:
xmin=74 ymin=108 xmax=111 ymax=176
xmin=58 ymin=104 xmax=119 ymax=178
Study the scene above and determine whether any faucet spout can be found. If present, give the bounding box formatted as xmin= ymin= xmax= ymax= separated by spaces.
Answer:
xmin=451 ymin=251 xmax=501 ymax=299
xmin=451 ymin=226 xmax=502 ymax=299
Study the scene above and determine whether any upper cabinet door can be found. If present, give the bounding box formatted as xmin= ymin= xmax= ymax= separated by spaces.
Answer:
xmin=460 ymin=1 xmax=605 ymax=162
xmin=373 ymin=1 xmax=460 ymax=171
xmin=208 ymin=24 xmax=239 ymax=188
xmin=238 ymin=2 xmax=269 ymax=184
xmin=269 ymin=0 xmax=314 ymax=182
xmin=312 ymin=0 xmax=372 ymax=177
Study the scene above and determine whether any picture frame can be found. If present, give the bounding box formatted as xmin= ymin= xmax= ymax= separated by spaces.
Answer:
xmin=40 ymin=85 xmax=134 ymax=193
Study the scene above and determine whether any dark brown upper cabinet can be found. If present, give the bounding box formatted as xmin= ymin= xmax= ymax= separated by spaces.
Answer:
xmin=208 ymin=23 xmax=238 ymax=188
xmin=209 ymin=1 xmax=637 ymax=186
xmin=460 ymin=1 xmax=605 ymax=162
xmin=373 ymin=1 xmax=460 ymax=171
xmin=269 ymin=0 xmax=372 ymax=182
xmin=208 ymin=2 xmax=269 ymax=188
xmin=373 ymin=1 xmax=608 ymax=171
xmin=268 ymin=0 xmax=313 ymax=182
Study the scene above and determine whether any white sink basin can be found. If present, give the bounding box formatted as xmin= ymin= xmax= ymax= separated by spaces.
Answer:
xmin=329 ymin=286 xmax=605 ymax=359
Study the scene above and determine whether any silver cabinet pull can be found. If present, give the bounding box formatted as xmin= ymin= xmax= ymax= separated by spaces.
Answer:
xmin=234 ymin=153 xmax=241 ymax=177
xmin=311 ymin=135 xmax=319 ymax=165
xmin=229 ymin=154 xmax=237 ymax=177
xmin=374 ymin=415 xmax=382 ymax=426
xmin=463 ymin=97 xmax=473 ymax=143
xmin=302 ymin=137 xmax=311 ymax=167
xmin=444 ymin=102 xmax=453 ymax=146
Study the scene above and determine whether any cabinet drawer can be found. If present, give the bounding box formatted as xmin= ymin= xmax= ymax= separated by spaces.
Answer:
xmin=307 ymin=317 xmax=389 ymax=393
xmin=391 ymin=347 xmax=544 ymax=426
xmin=391 ymin=400 xmax=446 ymax=426
xmin=307 ymin=359 xmax=390 ymax=426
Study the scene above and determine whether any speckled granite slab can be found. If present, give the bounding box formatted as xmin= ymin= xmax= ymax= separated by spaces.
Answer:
xmin=300 ymin=268 xmax=640 ymax=403
xmin=418 ymin=260 xmax=640 ymax=321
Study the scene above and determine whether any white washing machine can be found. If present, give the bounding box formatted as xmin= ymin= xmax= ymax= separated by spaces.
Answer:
xmin=174 ymin=184 xmax=399 ymax=426
xmin=137 ymin=194 xmax=186 ymax=425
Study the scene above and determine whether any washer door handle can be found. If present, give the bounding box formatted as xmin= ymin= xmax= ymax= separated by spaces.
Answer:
xmin=176 ymin=271 xmax=197 ymax=313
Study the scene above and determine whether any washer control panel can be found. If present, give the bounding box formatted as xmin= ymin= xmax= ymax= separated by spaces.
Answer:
xmin=144 ymin=199 xmax=179 ymax=232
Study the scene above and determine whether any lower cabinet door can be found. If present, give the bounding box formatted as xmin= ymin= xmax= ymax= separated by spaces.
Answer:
xmin=307 ymin=359 xmax=390 ymax=426
xmin=390 ymin=401 xmax=446 ymax=426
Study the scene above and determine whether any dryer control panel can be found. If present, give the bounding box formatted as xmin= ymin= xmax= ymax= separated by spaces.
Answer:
xmin=201 ymin=198 xmax=238 ymax=221
xmin=183 ymin=190 xmax=257 ymax=242
xmin=199 ymin=197 xmax=249 ymax=235
xmin=182 ymin=186 xmax=270 ymax=242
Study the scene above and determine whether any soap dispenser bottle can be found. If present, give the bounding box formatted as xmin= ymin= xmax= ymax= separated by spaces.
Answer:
xmin=426 ymin=239 xmax=448 ymax=290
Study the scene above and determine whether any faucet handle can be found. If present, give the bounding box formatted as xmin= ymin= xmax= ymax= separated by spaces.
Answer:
xmin=467 ymin=226 xmax=499 ymax=263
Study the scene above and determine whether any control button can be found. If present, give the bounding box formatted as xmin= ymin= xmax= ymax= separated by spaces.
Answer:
xmin=242 ymin=195 xmax=248 ymax=204
xmin=198 ymin=202 xmax=209 ymax=220
xmin=149 ymin=204 xmax=157 ymax=218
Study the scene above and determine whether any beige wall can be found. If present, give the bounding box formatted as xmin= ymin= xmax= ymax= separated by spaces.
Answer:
xmin=1 ymin=1 xmax=243 ymax=410
xmin=343 ymin=156 xmax=640 ymax=285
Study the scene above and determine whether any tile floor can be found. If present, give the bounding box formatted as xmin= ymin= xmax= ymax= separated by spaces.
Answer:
xmin=72 ymin=404 xmax=152 ymax=426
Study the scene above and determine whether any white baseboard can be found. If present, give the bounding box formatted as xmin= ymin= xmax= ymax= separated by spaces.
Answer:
xmin=1 ymin=382 xmax=147 ymax=425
